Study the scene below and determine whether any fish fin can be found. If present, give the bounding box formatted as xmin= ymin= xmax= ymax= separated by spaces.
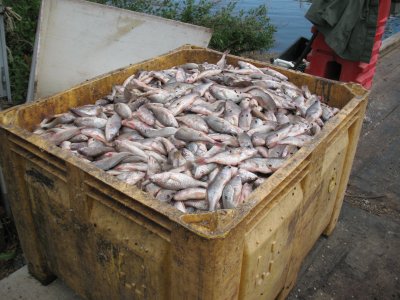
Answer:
xmin=213 ymin=141 xmax=224 ymax=148
xmin=195 ymin=157 xmax=206 ymax=165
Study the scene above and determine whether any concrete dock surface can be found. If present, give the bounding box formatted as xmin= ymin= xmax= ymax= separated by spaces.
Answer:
xmin=1 ymin=41 xmax=399 ymax=299
xmin=288 ymin=39 xmax=400 ymax=299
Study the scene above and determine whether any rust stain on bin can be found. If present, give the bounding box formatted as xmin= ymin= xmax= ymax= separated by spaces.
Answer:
xmin=0 ymin=45 xmax=369 ymax=300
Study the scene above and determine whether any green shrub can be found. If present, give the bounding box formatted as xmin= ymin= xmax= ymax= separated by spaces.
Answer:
xmin=2 ymin=0 xmax=41 ymax=104
xmin=92 ymin=0 xmax=276 ymax=54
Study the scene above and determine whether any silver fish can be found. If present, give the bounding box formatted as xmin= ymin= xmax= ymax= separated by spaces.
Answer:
xmin=222 ymin=175 xmax=242 ymax=209
xmin=60 ymin=141 xmax=71 ymax=150
xmin=277 ymin=135 xmax=313 ymax=147
xmin=137 ymin=105 xmax=155 ymax=126
xmin=174 ymin=201 xmax=187 ymax=213
xmin=198 ymin=147 xmax=257 ymax=166
xmin=238 ymin=169 xmax=258 ymax=183
xmin=70 ymin=142 xmax=88 ymax=151
xmin=156 ymin=189 xmax=176 ymax=202
xmin=224 ymin=101 xmax=241 ymax=126
xmin=117 ymin=171 xmax=145 ymax=185
xmin=74 ymin=117 xmax=107 ymax=128
xmin=175 ymin=127 xmax=215 ymax=144
xmin=250 ymin=118 xmax=264 ymax=129
xmin=113 ymin=162 xmax=148 ymax=172
xmin=147 ymin=105 xmax=179 ymax=127
xmin=209 ymin=85 xmax=249 ymax=102
xmin=256 ymin=146 xmax=270 ymax=158
xmin=70 ymin=134 xmax=89 ymax=143
xmin=143 ymin=127 xmax=177 ymax=138
xmin=238 ymin=107 xmax=252 ymax=131
xmin=240 ymin=158 xmax=286 ymax=174
xmin=305 ymin=100 xmax=322 ymax=122
xmin=144 ymin=183 xmax=162 ymax=197
xmin=168 ymin=93 xmax=199 ymax=116
xmin=199 ymin=144 xmax=221 ymax=159
xmin=79 ymin=146 xmax=115 ymax=157
xmin=260 ymin=67 xmax=288 ymax=81
xmin=265 ymin=122 xmax=309 ymax=147
xmin=321 ymin=104 xmax=334 ymax=121
xmin=147 ymin=155 xmax=161 ymax=177
xmin=105 ymin=113 xmax=122 ymax=142
xmin=268 ymin=145 xmax=287 ymax=158
xmin=204 ymin=116 xmax=243 ymax=135
xmin=114 ymin=103 xmax=132 ymax=119
xmin=185 ymin=200 xmax=208 ymax=210
xmin=186 ymin=69 xmax=221 ymax=83
xmin=70 ymin=105 xmax=102 ymax=117
xmin=149 ymin=172 xmax=207 ymax=190
xmin=192 ymin=82 xmax=214 ymax=96
xmin=207 ymin=167 xmax=232 ymax=211
xmin=114 ymin=140 xmax=148 ymax=159
xmin=40 ymin=113 xmax=75 ymax=129
xmin=174 ymin=188 xmax=206 ymax=201
xmin=176 ymin=115 xmax=209 ymax=133
xmin=193 ymin=163 xmax=218 ymax=179
xmin=93 ymin=152 xmax=133 ymax=171
xmin=208 ymin=134 xmax=239 ymax=147
xmin=208 ymin=166 xmax=220 ymax=183
xmin=247 ymin=122 xmax=277 ymax=136
xmin=239 ymin=182 xmax=253 ymax=204
xmin=47 ymin=127 xmax=80 ymax=145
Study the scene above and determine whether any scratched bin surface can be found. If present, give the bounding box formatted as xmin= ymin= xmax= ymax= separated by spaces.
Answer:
xmin=0 ymin=45 xmax=368 ymax=300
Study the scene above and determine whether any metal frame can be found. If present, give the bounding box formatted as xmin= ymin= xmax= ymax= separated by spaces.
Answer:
xmin=0 ymin=6 xmax=12 ymax=104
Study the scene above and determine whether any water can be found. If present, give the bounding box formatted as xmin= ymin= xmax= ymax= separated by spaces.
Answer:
xmin=231 ymin=0 xmax=400 ymax=53
xmin=384 ymin=15 xmax=400 ymax=39
xmin=231 ymin=0 xmax=313 ymax=53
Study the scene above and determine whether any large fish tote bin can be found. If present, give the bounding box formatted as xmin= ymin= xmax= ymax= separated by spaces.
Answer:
xmin=0 ymin=45 xmax=368 ymax=300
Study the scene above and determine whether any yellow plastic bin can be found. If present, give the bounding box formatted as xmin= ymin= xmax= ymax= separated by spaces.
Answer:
xmin=0 ymin=45 xmax=368 ymax=300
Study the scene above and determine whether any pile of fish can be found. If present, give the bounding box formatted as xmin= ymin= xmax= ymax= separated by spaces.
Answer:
xmin=33 ymin=53 xmax=339 ymax=213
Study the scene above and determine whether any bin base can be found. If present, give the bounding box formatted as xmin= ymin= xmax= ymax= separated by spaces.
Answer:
xmin=27 ymin=262 xmax=56 ymax=285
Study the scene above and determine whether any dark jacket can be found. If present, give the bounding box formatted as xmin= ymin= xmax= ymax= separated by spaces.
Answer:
xmin=306 ymin=0 xmax=379 ymax=62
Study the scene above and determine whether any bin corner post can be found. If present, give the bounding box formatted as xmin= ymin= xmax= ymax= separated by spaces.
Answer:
xmin=170 ymin=223 xmax=245 ymax=300
xmin=0 ymin=130 xmax=56 ymax=284
xmin=324 ymin=94 xmax=368 ymax=236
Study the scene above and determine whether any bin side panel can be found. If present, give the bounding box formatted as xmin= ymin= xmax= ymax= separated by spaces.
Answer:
xmin=324 ymin=99 xmax=367 ymax=235
xmin=239 ymin=182 xmax=303 ymax=300
xmin=3 ymin=133 xmax=172 ymax=299
xmin=24 ymin=160 xmax=87 ymax=287
xmin=170 ymin=225 xmax=245 ymax=300
xmin=316 ymin=129 xmax=349 ymax=233
xmin=279 ymin=100 xmax=366 ymax=298
xmin=83 ymin=197 xmax=171 ymax=300
xmin=1 ymin=131 xmax=57 ymax=283
xmin=293 ymin=130 xmax=349 ymax=260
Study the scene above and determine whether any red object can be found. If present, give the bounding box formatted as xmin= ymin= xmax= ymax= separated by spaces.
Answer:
xmin=305 ymin=0 xmax=391 ymax=89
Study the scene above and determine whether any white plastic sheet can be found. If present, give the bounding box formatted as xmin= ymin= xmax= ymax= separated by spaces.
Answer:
xmin=27 ymin=0 xmax=212 ymax=101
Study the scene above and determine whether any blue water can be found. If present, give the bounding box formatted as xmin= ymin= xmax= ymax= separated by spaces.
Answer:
xmin=230 ymin=0 xmax=313 ymax=53
xmin=384 ymin=15 xmax=400 ymax=39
